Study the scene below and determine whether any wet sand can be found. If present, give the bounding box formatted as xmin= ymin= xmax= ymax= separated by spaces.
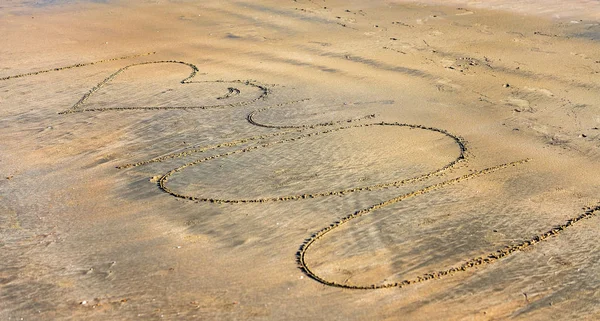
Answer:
xmin=1 ymin=0 xmax=600 ymax=320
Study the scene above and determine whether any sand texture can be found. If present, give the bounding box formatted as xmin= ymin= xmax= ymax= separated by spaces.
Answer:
xmin=1 ymin=0 xmax=600 ymax=320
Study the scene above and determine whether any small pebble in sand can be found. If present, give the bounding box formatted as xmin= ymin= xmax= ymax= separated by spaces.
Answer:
xmin=503 ymin=83 xmax=510 ymax=88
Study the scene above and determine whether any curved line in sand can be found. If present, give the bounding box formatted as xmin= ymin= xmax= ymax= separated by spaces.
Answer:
xmin=298 ymin=181 xmax=600 ymax=289
xmin=157 ymin=122 xmax=467 ymax=204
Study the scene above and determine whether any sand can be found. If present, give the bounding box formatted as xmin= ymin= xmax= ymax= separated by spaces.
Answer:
xmin=1 ymin=0 xmax=600 ymax=320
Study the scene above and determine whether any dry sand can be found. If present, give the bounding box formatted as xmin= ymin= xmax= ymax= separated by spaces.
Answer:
xmin=1 ymin=0 xmax=600 ymax=320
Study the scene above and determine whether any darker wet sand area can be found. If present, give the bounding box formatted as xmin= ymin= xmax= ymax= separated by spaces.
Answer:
xmin=1 ymin=0 xmax=600 ymax=320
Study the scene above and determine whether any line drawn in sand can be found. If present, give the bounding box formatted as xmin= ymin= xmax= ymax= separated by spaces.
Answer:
xmin=7 ymin=54 xmax=598 ymax=290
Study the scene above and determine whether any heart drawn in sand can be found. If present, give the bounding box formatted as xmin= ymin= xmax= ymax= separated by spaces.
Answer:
xmin=59 ymin=60 xmax=269 ymax=114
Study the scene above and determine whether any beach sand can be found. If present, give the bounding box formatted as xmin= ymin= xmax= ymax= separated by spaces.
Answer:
xmin=1 ymin=0 xmax=600 ymax=320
